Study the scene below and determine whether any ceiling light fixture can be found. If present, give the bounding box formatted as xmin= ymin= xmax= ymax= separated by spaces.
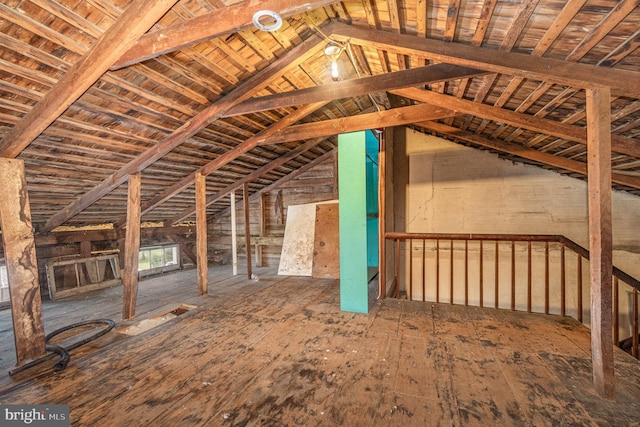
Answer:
xmin=252 ymin=10 xmax=282 ymax=32
xmin=324 ymin=41 xmax=343 ymax=81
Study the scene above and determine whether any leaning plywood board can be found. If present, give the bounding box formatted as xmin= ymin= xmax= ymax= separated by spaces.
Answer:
xmin=312 ymin=203 xmax=340 ymax=279
xmin=278 ymin=203 xmax=317 ymax=276
xmin=278 ymin=200 xmax=337 ymax=276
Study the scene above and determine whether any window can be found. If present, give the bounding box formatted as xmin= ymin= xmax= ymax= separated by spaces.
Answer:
xmin=1 ymin=264 xmax=9 ymax=303
xmin=138 ymin=245 xmax=180 ymax=276
xmin=45 ymin=255 xmax=121 ymax=299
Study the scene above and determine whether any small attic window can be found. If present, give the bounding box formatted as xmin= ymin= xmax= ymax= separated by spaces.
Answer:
xmin=138 ymin=244 xmax=181 ymax=277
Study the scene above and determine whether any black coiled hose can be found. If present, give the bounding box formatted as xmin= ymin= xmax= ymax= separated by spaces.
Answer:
xmin=9 ymin=319 xmax=115 ymax=376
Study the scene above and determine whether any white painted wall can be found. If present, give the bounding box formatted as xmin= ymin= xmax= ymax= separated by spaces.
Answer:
xmin=395 ymin=128 xmax=640 ymax=336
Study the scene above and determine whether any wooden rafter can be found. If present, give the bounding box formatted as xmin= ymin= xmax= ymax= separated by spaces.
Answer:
xmin=40 ymin=31 xmax=326 ymax=232
xmin=0 ymin=0 xmax=179 ymax=159
xmin=443 ymin=0 xmax=461 ymax=42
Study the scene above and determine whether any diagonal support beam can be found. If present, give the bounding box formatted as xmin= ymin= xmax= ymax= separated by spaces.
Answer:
xmin=223 ymin=64 xmax=487 ymax=117
xmin=129 ymin=102 xmax=328 ymax=225
xmin=170 ymin=137 xmax=327 ymax=224
xmin=0 ymin=0 xmax=179 ymax=158
xmin=111 ymin=0 xmax=336 ymax=69
xmin=393 ymin=87 xmax=640 ymax=158
xmin=41 ymin=31 xmax=326 ymax=233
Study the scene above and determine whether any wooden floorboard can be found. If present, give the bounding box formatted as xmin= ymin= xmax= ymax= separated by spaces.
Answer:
xmin=1 ymin=266 xmax=640 ymax=426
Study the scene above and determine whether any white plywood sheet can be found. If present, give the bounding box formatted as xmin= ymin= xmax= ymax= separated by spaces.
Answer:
xmin=278 ymin=200 xmax=338 ymax=276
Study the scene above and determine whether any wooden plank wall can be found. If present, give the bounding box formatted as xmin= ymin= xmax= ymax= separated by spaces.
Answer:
xmin=209 ymin=157 xmax=337 ymax=268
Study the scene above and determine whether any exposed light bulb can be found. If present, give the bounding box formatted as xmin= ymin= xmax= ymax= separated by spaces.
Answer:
xmin=331 ymin=56 xmax=339 ymax=81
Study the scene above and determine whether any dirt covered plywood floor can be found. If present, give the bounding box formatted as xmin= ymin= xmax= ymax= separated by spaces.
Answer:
xmin=1 ymin=267 xmax=639 ymax=426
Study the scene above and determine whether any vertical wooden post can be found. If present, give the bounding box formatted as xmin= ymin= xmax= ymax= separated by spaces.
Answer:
xmin=243 ymin=182 xmax=252 ymax=279
xmin=195 ymin=172 xmax=208 ymax=295
xmin=230 ymin=191 xmax=238 ymax=275
xmin=257 ymin=193 xmax=266 ymax=267
xmin=0 ymin=158 xmax=46 ymax=365
xmin=378 ymin=130 xmax=386 ymax=299
xmin=586 ymin=87 xmax=615 ymax=399
xmin=123 ymin=172 xmax=141 ymax=321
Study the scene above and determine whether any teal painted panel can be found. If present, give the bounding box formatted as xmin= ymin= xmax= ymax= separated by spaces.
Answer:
xmin=338 ymin=131 xmax=369 ymax=313
xmin=365 ymin=131 xmax=379 ymax=267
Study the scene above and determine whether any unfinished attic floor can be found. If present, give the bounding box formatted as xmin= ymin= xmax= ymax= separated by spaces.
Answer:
xmin=1 ymin=267 xmax=640 ymax=426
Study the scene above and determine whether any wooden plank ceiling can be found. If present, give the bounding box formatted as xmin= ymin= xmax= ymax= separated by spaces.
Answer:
xmin=0 ymin=0 xmax=639 ymax=230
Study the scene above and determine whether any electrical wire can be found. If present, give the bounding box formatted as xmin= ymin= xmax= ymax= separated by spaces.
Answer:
xmin=9 ymin=319 xmax=115 ymax=376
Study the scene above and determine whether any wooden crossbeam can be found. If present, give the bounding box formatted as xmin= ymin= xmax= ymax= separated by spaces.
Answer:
xmin=257 ymin=104 xmax=457 ymax=145
xmin=132 ymin=102 xmax=328 ymax=225
xmin=223 ymin=64 xmax=487 ymax=117
xmin=329 ymin=22 xmax=640 ymax=97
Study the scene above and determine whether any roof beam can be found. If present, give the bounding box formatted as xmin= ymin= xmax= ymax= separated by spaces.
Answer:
xmin=393 ymin=87 xmax=640 ymax=158
xmin=257 ymin=103 xmax=457 ymax=145
xmin=223 ymin=64 xmax=487 ymax=117
xmin=41 ymin=31 xmax=325 ymax=233
xmin=328 ymin=22 xmax=640 ymax=98
xmin=111 ymin=0 xmax=336 ymax=69
xmin=418 ymin=121 xmax=640 ymax=191
xmin=0 ymin=0 xmax=179 ymax=159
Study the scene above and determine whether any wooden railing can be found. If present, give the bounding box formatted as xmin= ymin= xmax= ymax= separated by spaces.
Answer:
xmin=384 ymin=232 xmax=640 ymax=359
